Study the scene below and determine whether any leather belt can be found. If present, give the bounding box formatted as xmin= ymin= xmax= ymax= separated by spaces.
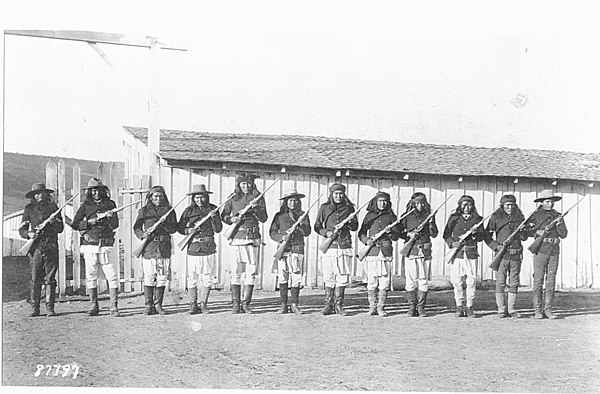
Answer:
xmin=193 ymin=235 xmax=214 ymax=243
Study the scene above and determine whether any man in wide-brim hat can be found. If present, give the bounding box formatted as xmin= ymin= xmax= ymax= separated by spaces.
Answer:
xmin=178 ymin=184 xmax=223 ymax=314
xmin=525 ymin=189 xmax=568 ymax=319
xmin=19 ymin=183 xmax=64 ymax=317
xmin=269 ymin=187 xmax=311 ymax=315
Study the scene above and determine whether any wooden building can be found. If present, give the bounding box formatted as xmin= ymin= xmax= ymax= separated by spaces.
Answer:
xmin=121 ymin=126 xmax=600 ymax=292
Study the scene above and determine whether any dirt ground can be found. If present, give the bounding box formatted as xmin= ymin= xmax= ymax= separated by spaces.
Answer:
xmin=2 ymin=256 xmax=600 ymax=392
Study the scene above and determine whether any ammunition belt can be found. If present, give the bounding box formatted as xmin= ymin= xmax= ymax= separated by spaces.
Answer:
xmin=543 ymin=237 xmax=560 ymax=245
xmin=152 ymin=235 xmax=170 ymax=242
xmin=507 ymin=248 xmax=522 ymax=255
xmin=192 ymin=235 xmax=214 ymax=243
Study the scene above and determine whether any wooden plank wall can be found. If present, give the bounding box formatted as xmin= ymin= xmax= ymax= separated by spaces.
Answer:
xmin=120 ymin=142 xmax=600 ymax=291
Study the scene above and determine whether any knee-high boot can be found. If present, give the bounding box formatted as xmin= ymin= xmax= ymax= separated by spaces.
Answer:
xmin=277 ymin=283 xmax=289 ymax=314
xmin=143 ymin=286 xmax=155 ymax=315
xmin=199 ymin=286 xmax=211 ymax=314
xmin=242 ymin=285 xmax=255 ymax=314
xmin=366 ymin=289 xmax=377 ymax=316
xmin=334 ymin=286 xmax=348 ymax=316
xmin=188 ymin=287 xmax=198 ymax=314
xmin=406 ymin=290 xmax=418 ymax=317
xmin=508 ymin=292 xmax=521 ymax=318
xmin=495 ymin=292 xmax=507 ymax=318
xmin=533 ymin=287 xmax=544 ymax=319
xmin=88 ymin=287 xmax=99 ymax=316
xmin=45 ymin=283 xmax=57 ymax=317
xmin=231 ymin=284 xmax=241 ymax=314
xmin=290 ymin=287 xmax=302 ymax=315
xmin=109 ymin=288 xmax=121 ymax=317
xmin=321 ymin=287 xmax=335 ymax=315
xmin=416 ymin=290 xmax=428 ymax=317
xmin=377 ymin=288 xmax=388 ymax=317
xmin=30 ymin=283 xmax=42 ymax=317
xmin=544 ymin=288 xmax=557 ymax=319
xmin=154 ymin=286 xmax=166 ymax=315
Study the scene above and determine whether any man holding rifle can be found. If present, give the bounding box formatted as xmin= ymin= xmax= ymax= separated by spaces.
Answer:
xmin=19 ymin=183 xmax=65 ymax=317
xmin=525 ymin=190 xmax=568 ymax=319
xmin=269 ymin=188 xmax=312 ymax=315
xmin=72 ymin=178 xmax=120 ymax=317
xmin=221 ymin=173 xmax=269 ymax=314
xmin=177 ymin=184 xmax=223 ymax=314
xmin=484 ymin=194 xmax=531 ymax=318
xmin=443 ymin=195 xmax=486 ymax=318
xmin=357 ymin=191 xmax=402 ymax=317
xmin=133 ymin=185 xmax=179 ymax=315
xmin=399 ymin=192 xmax=440 ymax=318
xmin=314 ymin=183 xmax=359 ymax=316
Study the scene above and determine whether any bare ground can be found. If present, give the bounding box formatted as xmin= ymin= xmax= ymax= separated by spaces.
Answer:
xmin=2 ymin=256 xmax=600 ymax=392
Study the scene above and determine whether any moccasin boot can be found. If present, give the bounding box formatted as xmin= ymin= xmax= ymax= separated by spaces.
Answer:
xmin=507 ymin=292 xmax=521 ymax=318
xmin=231 ymin=284 xmax=241 ymax=314
xmin=417 ymin=290 xmax=428 ymax=317
xmin=406 ymin=290 xmax=418 ymax=317
xmin=45 ymin=283 xmax=57 ymax=317
xmin=495 ymin=292 xmax=508 ymax=318
xmin=277 ymin=283 xmax=289 ymax=314
xmin=366 ymin=289 xmax=377 ymax=316
xmin=290 ymin=287 xmax=302 ymax=315
xmin=334 ymin=286 xmax=348 ymax=316
xmin=188 ymin=287 xmax=198 ymax=315
xmin=377 ymin=289 xmax=388 ymax=317
xmin=30 ymin=283 xmax=42 ymax=317
xmin=143 ymin=286 xmax=155 ymax=315
xmin=321 ymin=287 xmax=335 ymax=315
xmin=109 ymin=288 xmax=121 ymax=317
xmin=199 ymin=286 xmax=211 ymax=314
xmin=242 ymin=285 xmax=254 ymax=314
xmin=154 ymin=286 xmax=166 ymax=315
xmin=88 ymin=287 xmax=99 ymax=316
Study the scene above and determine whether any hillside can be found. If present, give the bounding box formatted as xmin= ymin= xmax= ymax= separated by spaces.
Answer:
xmin=3 ymin=152 xmax=124 ymax=215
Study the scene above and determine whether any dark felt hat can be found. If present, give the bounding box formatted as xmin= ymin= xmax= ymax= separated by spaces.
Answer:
xmin=25 ymin=183 xmax=54 ymax=199
xmin=82 ymin=177 xmax=109 ymax=191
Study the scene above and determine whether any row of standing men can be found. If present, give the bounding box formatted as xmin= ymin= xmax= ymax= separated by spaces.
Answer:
xmin=20 ymin=173 xmax=567 ymax=320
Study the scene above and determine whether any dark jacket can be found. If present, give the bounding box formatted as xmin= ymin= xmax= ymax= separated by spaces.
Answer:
xmin=399 ymin=210 xmax=439 ymax=258
xmin=133 ymin=203 xmax=178 ymax=259
xmin=19 ymin=201 xmax=64 ymax=252
xmin=314 ymin=202 xmax=358 ymax=250
xmin=443 ymin=212 xmax=485 ymax=259
xmin=221 ymin=193 xmax=268 ymax=240
xmin=358 ymin=211 xmax=401 ymax=257
xmin=485 ymin=210 xmax=529 ymax=260
xmin=524 ymin=208 xmax=568 ymax=256
xmin=269 ymin=209 xmax=312 ymax=255
xmin=178 ymin=203 xmax=223 ymax=256
xmin=72 ymin=198 xmax=119 ymax=247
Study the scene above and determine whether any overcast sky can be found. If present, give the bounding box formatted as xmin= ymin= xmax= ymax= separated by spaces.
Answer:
xmin=3 ymin=1 xmax=600 ymax=162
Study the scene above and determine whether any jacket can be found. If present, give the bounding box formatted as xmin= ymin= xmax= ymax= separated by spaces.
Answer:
xmin=269 ymin=209 xmax=312 ymax=255
xmin=358 ymin=210 xmax=401 ymax=257
xmin=133 ymin=203 xmax=178 ymax=259
xmin=485 ymin=210 xmax=528 ymax=260
xmin=524 ymin=208 xmax=568 ymax=256
xmin=177 ymin=203 xmax=223 ymax=256
xmin=19 ymin=201 xmax=64 ymax=252
xmin=72 ymin=198 xmax=119 ymax=247
xmin=443 ymin=212 xmax=485 ymax=259
xmin=399 ymin=210 xmax=439 ymax=258
xmin=314 ymin=202 xmax=358 ymax=250
xmin=221 ymin=193 xmax=268 ymax=240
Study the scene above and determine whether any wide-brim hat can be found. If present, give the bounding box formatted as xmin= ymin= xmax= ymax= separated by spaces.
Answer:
xmin=82 ymin=177 xmax=109 ymax=190
xmin=534 ymin=189 xmax=562 ymax=203
xmin=187 ymin=184 xmax=213 ymax=196
xmin=25 ymin=183 xmax=54 ymax=199
xmin=279 ymin=187 xmax=305 ymax=200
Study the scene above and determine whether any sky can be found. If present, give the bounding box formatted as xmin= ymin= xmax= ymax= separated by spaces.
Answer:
xmin=2 ymin=1 xmax=600 ymax=162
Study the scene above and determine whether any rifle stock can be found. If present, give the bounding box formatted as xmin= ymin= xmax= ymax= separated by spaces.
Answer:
xmin=489 ymin=208 xmax=539 ymax=270
xmin=224 ymin=180 xmax=279 ymax=242
xmin=445 ymin=207 xmax=500 ymax=265
xmin=19 ymin=193 xmax=79 ymax=256
xmin=398 ymin=237 xmax=417 ymax=258
xmin=488 ymin=248 xmax=507 ymax=271
xmin=132 ymin=237 xmax=150 ymax=258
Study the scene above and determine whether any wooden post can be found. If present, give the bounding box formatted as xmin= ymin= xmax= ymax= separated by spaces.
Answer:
xmin=122 ymin=178 xmax=133 ymax=292
xmin=108 ymin=162 xmax=121 ymax=291
xmin=57 ymin=159 xmax=67 ymax=296
xmin=96 ymin=162 xmax=108 ymax=294
xmin=72 ymin=163 xmax=81 ymax=292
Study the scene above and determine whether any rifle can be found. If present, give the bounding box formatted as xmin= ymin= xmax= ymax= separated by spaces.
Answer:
xmin=488 ymin=208 xmax=538 ymax=271
xmin=318 ymin=200 xmax=369 ymax=254
xmin=273 ymin=193 xmax=323 ymax=260
xmin=132 ymin=194 xmax=188 ymax=258
xmin=96 ymin=199 xmax=141 ymax=220
xmin=20 ymin=193 xmax=80 ymax=256
xmin=223 ymin=179 xmax=280 ymax=241
xmin=527 ymin=196 xmax=585 ymax=255
xmin=444 ymin=207 xmax=499 ymax=265
xmin=356 ymin=208 xmax=415 ymax=262
xmin=177 ymin=194 xmax=235 ymax=251
xmin=399 ymin=195 xmax=453 ymax=258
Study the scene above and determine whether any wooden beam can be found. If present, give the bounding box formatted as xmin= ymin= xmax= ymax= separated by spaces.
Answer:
xmin=4 ymin=30 xmax=187 ymax=51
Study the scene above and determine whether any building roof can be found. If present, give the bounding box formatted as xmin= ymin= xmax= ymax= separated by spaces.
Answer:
xmin=123 ymin=126 xmax=600 ymax=182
